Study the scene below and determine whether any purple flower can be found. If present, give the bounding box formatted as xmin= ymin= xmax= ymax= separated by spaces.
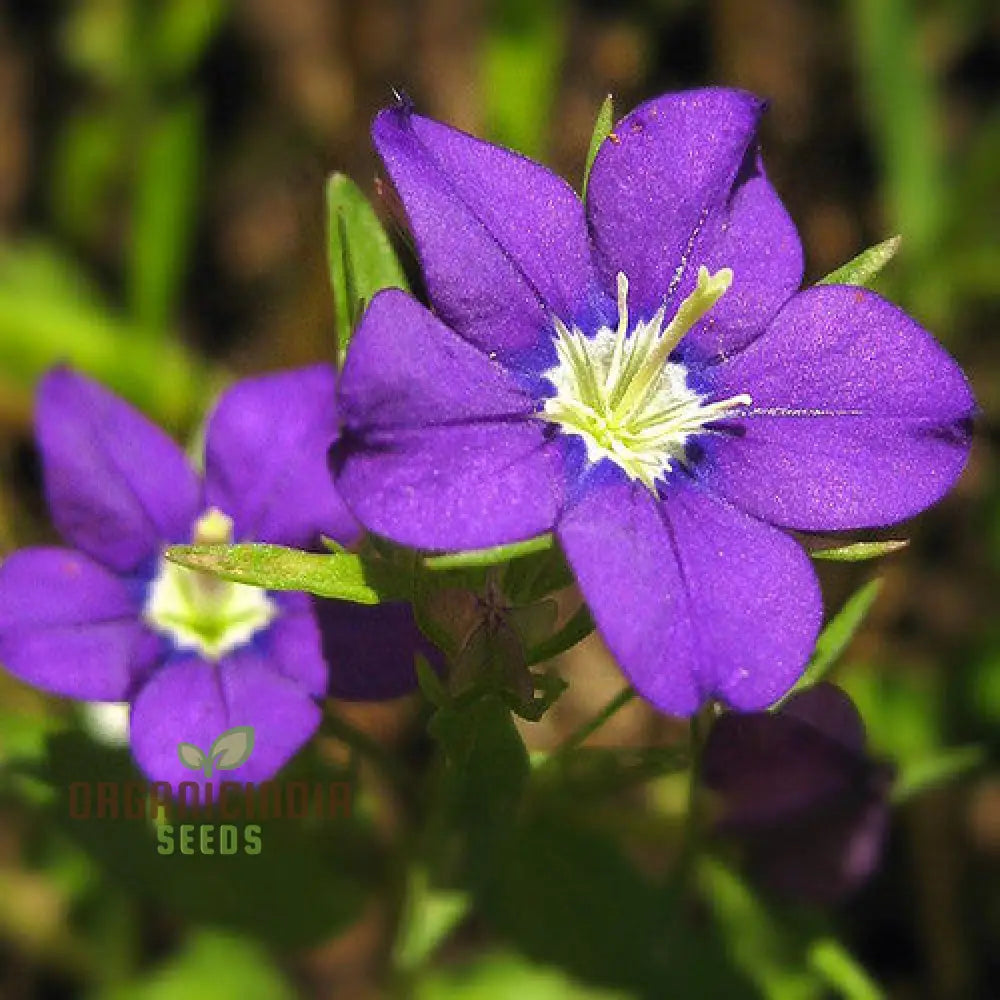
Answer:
xmin=0 ymin=366 xmax=425 ymax=787
xmin=701 ymin=683 xmax=894 ymax=904
xmin=332 ymin=89 xmax=974 ymax=715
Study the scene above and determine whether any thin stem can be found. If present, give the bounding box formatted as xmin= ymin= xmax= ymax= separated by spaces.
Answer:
xmin=553 ymin=685 xmax=637 ymax=759
xmin=678 ymin=707 xmax=712 ymax=883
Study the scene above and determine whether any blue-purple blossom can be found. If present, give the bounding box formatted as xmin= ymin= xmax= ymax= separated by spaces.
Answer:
xmin=702 ymin=683 xmax=894 ymax=904
xmin=331 ymin=88 xmax=975 ymax=715
xmin=0 ymin=366 xmax=427 ymax=787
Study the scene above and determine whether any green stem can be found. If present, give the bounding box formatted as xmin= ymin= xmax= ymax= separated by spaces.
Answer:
xmin=552 ymin=685 xmax=637 ymax=759
xmin=678 ymin=708 xmax=711 ymax=882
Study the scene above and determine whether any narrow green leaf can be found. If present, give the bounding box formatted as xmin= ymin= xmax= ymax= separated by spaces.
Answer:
xmin=392 ymin=867 xmax=470 ymax=975
xmin=415 ymin=653 xmax=450 ymax=708
xmin=794 ymin=580 xmax=882 ymax=691
xmin=818 ymin=235 xmax=902 ymax=287
xmin=699 ymin=857 xmax=822 ymax=999
xmin=423 ymin=533 xmax=553 ymax=571
xmin=582 ymin=94 xmax=614 ymax=197
xmin=808 ymin=938 xmax=885 ymax=1000
xmin=129 ymin=101 xmax=203 ymax=338
xmin=811 ymin=539 xmax=909 ymax=562
xmin=165 ymin=543 xmax=408 ymax=604
xmin=892 ymin=744 xmax=986 ymax=803
xmin=325 ymin=173 xmax=407 ymax=362
xmin=525 ymin=603 xmax=595 ymax=666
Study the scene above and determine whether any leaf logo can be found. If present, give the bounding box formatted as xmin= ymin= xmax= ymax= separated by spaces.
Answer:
xmin=177 ymin=726 xmax=255 ymax=777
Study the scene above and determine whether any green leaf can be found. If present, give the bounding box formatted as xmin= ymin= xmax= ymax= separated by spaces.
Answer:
xmin=129 ymin=101 xmax=203 ymax=338
xmin=793 ymin=580 xmax=882 ymax=692
xmin=582 ymin=94 xmax=614 ymax=198
xmin=818 ymin=236 xmax=902 ymax=287
xmin=99 ymin=930 xmax=297 ymax=1000
xmin=424 ymin=534 xmax=554 ymax=571
xmin=698 ymin=857 xmax=823 ymax=1000
xmin=165 ymin=543 xmax=410 ymax=603
xmin=480 ymin=815 xmax=750 ymax=996
xmin=810 ymin=539 xmax=908 ymax=562
xmin=892 ymin=744 xmax=986 ymax=803
xmin=525 ymin=604 xmax=595 ymax=666
xmin=429 ymin=695 xmax=530 ymax=867
xmin=414 ymin=951 xmax=631 ymax=1000
xmin=416 ymin=653 xmax=451 ymax=708
xmin=392 ymin=867 xmax=471 ymax=976
xmin=326 ymin=173 xmax=407 ymax=362
xmin=807 ymin=938 xmax=885 ymax=1000
xmin=503 ymin=542 xmax=575 ymax=605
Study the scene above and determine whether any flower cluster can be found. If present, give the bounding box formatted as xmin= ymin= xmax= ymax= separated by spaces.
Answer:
xmin=0 ymin=87 xmax=975 ymax=807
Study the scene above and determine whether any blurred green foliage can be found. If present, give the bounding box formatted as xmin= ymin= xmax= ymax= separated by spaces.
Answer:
xmin=0 ymin=0 xmax=997 ymax=998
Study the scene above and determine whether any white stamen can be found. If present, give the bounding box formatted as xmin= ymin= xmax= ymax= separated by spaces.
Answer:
xmin=143 ymin=508 xmax=277 ymax=659
xmin=540 ymin=268 xmax=749 ymax=490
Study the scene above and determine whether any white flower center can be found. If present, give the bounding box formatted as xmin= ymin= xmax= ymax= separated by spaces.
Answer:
xmin=143 ymin=508 xmax=277 ymax=660
xmin=540 ymin=266 xmax=751 ymax=490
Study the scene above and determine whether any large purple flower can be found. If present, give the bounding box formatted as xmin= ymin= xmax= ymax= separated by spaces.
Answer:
xmin=332 ymin=89 xmax=975 ymax=715
xmin=0 ymin=366 xmax=425 ymax=786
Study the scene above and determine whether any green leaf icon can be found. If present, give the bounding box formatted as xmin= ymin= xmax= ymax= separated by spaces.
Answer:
xmin=178 ymin=742 xmax=207 ymax=771
xmin=207 ymin=726 xmax=255 ymax=776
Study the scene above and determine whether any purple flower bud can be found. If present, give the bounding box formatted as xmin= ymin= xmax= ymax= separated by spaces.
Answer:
xmin=702 ymin=683 xmax=894 ymax=904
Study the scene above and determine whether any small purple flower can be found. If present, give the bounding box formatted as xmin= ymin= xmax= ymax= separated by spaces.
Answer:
xmin=0 ymin=366 xmax=424 ymax=787
xmin=332 ymin=89 xmax=974 ymax=715
xmin=702 ymin=683 xmax=894 ymax=904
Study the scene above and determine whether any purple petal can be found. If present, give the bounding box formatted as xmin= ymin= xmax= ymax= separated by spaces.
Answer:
xmin=557 ymin=475 xmax=822 ymax=715
xmin=587 ymin=88 xmax=801 ymax=351
xmin=130 ymin=651 xmax=320 ymax=789
xmin=36 ymin=369 xmax=200 ymax=574
xmin=0 ymin=548 xmax=162 ymax=700
xmin=334 ymin=290 xmax=563 ymax=550
xmin=264 ymin=592 xmax=329 ymax=696
xmin=373 ymin=104 xmax=599 ymax=366
xmin=204 ymin=366 xmax=360 ymax=548
xmin=700 ymin=285 xmax=976 ymax=530
xmin=315 ymin=598 xmax=441 ymax=701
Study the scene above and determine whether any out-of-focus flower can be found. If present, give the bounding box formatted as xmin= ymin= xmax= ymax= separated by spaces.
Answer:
xmin=701 ymin=682 xmax=894 ymax=904
xmin=0 ymin=366 xmax=428 ymax=786
xmin=332 ymin=88 xmax=974 ymax=715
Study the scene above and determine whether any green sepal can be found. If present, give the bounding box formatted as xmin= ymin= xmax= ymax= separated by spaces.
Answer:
xmin=790 ymin=580 xmax=882 ymax=694
xmin=818 ymin=235 xmax=901 ymax=287
xmin=326 ymin=172 xmax=408 ymax=363
xmin=811 ymin=539 xmax=908 ymax=562
xmin=892 ymin=744 xmax=986 ymax=803
xmin=582 ymin=94 xmax=614 ymax=198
